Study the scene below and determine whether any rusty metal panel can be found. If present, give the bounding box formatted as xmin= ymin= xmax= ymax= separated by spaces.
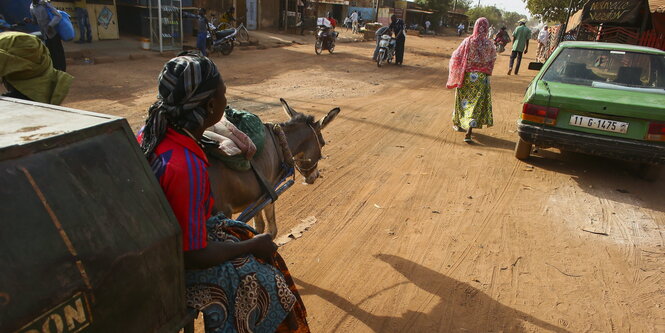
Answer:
xmin=0 ymin=98 xmax=186 ymax=333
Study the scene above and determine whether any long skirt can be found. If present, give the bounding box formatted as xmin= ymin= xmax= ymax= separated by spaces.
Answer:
xmin=452 ymin=72 xmax=493 ymax=130
xmin=185 ymin=216 xmax=310 ymax=333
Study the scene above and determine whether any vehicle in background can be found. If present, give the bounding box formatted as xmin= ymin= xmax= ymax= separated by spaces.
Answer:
xmin=207 ymin=26 xmax=237 ymax=56
xmin=315 ymin=21 xmax=337 ymax=55
xmin=376 ymin=34 xmax=396 ymax=67
xmin=515 ymin=42 xmax=665 ymax=180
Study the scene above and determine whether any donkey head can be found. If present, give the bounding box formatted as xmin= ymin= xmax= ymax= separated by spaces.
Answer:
xmin=280 ymin=98 xmax=340 ymax=184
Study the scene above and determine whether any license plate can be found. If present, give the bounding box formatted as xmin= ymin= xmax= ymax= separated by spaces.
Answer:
xmin=569 ymin=115 xmax=629 ymax=134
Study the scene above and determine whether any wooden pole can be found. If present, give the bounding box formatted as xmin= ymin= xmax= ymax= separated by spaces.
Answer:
xmin=560 ymin=0 xmax=575 ymax=43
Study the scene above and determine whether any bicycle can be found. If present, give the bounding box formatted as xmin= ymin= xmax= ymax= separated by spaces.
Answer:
xmin=218 ymin=17 xmax=250 ymax=43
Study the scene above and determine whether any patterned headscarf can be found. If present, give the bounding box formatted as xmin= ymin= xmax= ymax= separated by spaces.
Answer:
xmin=447 ymin=17 xmax=497 ymax=89
xmin=141 ymin=51 xmax=221 ymax=157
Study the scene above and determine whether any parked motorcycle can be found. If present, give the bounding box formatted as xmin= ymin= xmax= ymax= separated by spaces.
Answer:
xmin=207 ymin=27 xmax=237 ymax=56
xmin=376 ymin=34 xmax=396 ymax=67
xmin=315 ymin=25 xmax=337 ymax=55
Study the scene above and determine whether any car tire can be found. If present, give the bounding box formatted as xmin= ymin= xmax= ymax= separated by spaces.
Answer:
xmin=514 ymin=138 xmax=532 ymax=160
xmin=639 ymin=163 xmax=662 ymax=181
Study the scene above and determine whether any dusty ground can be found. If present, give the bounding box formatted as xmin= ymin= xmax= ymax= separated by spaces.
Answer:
xmin=63 ymin=34 xmax=665 ymax=332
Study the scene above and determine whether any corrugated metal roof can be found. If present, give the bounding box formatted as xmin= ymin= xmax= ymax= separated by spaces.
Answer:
xmin=650 ymin=0 xmax=665 ymax=13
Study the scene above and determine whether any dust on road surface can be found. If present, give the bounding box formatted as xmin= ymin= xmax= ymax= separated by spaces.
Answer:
xmin=65 ymin=35 xmax=665 ymax=332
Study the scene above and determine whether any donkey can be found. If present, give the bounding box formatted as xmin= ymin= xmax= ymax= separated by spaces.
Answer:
xmin=207 ymin=99 xmax=340 ymax=237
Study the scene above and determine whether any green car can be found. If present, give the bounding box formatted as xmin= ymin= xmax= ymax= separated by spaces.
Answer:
xmin=515 ymin=41 xmax=665 ymax=179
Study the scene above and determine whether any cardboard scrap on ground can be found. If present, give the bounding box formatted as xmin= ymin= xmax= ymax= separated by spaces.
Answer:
xmin=276 ymin=216 xmax=318 ymax=246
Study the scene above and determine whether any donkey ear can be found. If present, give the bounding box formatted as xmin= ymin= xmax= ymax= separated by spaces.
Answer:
xmin=319 ymin=107 xmax=340 ymax=129
xmin=280 ymin=98 xmax=297 ymax=119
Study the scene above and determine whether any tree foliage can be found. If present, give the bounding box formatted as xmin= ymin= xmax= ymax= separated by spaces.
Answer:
xmin=466 ymin=6 xmax=527 ymax=29
xmin=523 ymin=0 xmax=586 ymax=23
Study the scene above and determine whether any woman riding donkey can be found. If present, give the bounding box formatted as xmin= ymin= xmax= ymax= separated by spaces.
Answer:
xmin=138 ymin=52 xmax=310 ymax=333
xmin=447 ymin=17 xmax=497 ymax=143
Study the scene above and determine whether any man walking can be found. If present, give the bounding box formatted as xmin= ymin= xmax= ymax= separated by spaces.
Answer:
xmin=389 ymin=14 xmax=406 ymax=65
xmin=25 ymin=0 xmax=66 ymax=72
xmin=74 ymin=0 xmax=92 ymax=43
xmin=508 ymin=18 xmax=530 ymax=75
xmin=350 ymin=10 xmax=358 ymax=34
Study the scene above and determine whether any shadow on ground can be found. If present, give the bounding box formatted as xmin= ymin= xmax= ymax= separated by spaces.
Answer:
xmin=296 ymin=254 xmax=570 ymax=332
xmin=526 ymin=149 xmax=665 ymax=213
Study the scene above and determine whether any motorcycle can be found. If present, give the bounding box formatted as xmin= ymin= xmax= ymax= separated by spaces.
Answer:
xmin=495 ymin=40 xmax=507 ymax=53
xmin=315 ymin=25 xmax=337 ymax=55
xmin=207 ymin=26 xmax=237 ymax=56
xmin=376 ymin=34 xmax=396 ymax=67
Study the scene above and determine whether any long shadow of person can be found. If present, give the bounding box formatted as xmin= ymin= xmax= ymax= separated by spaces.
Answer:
xmin=295 ymin=254 xmax=571 ymax=332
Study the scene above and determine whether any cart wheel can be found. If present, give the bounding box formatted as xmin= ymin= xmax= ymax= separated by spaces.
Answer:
xmin=514 ymin=138 xmax=532 ymax=160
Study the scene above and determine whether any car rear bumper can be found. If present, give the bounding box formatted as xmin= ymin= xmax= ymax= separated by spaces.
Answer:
xmin=518 ymin=122 xmax=665 ymax=165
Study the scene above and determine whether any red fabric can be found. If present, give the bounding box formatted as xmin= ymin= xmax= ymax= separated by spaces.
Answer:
xmin=328 ymin=17 xmax=337 ymax=28
xmin=447 ymin=17 xmax=497 ymax=89
xmin=138 ymin=128 xmax=213 ymax=251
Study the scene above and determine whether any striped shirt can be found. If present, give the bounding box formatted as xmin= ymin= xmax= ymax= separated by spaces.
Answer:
xmin=141 ymin=128 xmax=213 ymax=251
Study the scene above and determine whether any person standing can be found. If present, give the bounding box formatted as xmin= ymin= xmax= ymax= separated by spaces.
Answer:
xmin=457 ymin=22 xmax=465 ymax=36
xmin=488 ymin=25 xmax=495 ymax=39
xmin=536 ymin=25 xmax=549 ymax=62
xmin=350 ymin=10 xmax=359 ymax=34
xmin=196 ymin=8 xmax=208 ymax=56
xmin=508 ymin=18 xmax=530 ymax=75
xmin=389 ymin=14 xmax=406 ymax=65
xmin=425 ymin=20 xmax=430 ymax=33
xmin=25 ymin=0 xmax=66 ymax=72
xmin=447 ymin=17 xmax=497 ymax=143
xmin=343 ymin=16 xmax=351 ymax=31
xmin=74 ymin=0 xmax=92 ymax=43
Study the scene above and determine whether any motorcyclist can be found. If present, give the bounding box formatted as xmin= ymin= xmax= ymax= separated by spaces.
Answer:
xmin=495 ymin=26 xmax=509 ymax=44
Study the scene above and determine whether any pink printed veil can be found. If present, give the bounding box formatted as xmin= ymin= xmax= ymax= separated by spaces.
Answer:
xmin=446 ymin=17 xmax=497 ymax=89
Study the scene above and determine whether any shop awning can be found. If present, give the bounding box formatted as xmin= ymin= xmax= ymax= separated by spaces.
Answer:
xmin=406 ymin=9 xmax=434 ymax=15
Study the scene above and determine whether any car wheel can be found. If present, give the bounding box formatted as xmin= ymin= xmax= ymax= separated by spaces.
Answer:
xmin=639 ymin=163 xmax=662 ymax=181
xmin=514 ymin=138 xmax=532 ymax=160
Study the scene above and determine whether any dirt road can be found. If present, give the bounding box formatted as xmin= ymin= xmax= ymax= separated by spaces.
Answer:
xmin=64 ymin=34 xmax=665 ymax=332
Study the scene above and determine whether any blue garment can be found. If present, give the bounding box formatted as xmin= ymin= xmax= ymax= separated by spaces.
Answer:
xmin=75 ymin=7 xmax=92 ymax=42
xmin=30 ymin=1 xmax=61 ymax=39
xmin=185 ymin=216 xmax=297 ymax=333
xmin=197 ymin=31 xmax=207 ymax=56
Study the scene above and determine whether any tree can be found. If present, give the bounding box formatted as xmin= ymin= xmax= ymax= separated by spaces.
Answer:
xmin=466 ymin=5 xmax=527 ymax=29
xmin=523 ymin=0 xmax=586 ymax=23
xmin=466 ymin=5 xmax=502 ymax=25
xmin=502 ymin=11 xmax=527 ymax=29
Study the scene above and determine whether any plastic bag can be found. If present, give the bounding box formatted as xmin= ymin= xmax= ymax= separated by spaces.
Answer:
xmin=47 ymin=9 xmax=75 ymax=41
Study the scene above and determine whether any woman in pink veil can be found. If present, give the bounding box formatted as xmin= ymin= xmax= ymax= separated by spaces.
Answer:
xmin=447 ymin=17 xmax=497 ymax=142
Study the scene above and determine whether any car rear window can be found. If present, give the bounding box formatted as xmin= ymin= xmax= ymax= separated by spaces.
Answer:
xmin=542 ymin=48 xmax=665 ymax=92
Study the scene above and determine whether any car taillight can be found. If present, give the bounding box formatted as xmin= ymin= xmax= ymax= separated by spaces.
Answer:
xmin=646 ymin=122 xmax=665 ymax=141
xmin=522 ymin=103 xmax=559 ymax=125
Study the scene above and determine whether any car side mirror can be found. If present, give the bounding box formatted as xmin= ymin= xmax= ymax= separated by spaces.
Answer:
xmin=528 ymin=62 xmax=544 ymax=71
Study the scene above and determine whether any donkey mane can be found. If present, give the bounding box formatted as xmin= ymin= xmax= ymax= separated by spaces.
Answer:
xmin=280 ymin=113 xmax=316 ymax=127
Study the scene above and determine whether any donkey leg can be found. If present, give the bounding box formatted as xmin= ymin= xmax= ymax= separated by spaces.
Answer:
xmin=264 ymin=203 xmax=278 ymax=239
xmin=254 ymin=210 xmax=266 ymax=234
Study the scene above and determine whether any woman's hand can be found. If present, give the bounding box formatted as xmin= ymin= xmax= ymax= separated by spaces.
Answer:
xmin=251 ymin=233 xmax=278 ymax=261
